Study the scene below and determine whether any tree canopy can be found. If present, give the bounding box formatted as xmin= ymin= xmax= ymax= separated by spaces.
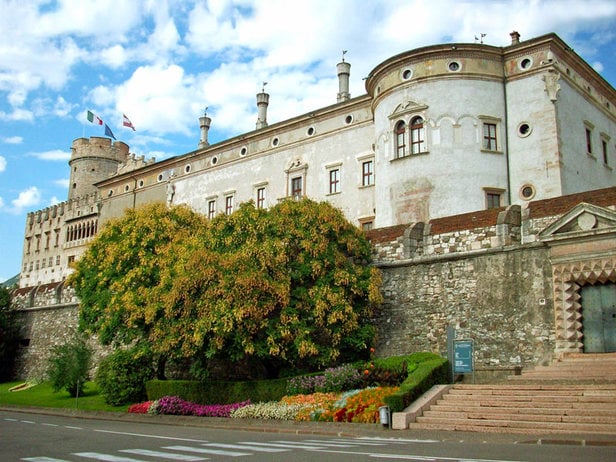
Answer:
xmin=70 ymin=199 xmax=382 ymax=379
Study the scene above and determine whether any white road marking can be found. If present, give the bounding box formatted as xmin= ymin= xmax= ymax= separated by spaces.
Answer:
xmin=306 ymin=447 xmax=527 ymax=462
xmin=94 ymin=429 xmax=209 ymax=443
xmin=72 ymin=453 xmax=146 ymax=462
xmin=120 ymin=448 xmax=208 ymax=460
xmin=21 ymin=458 xmax=71 ymax=462
xmin=238 ymin=441 xmax=328 ymax=450
xmin=164 ymin=445 xmax=250 ymax=457
xmin=64 ymin=425 xmax=83 ymax=430
xmin=204 ymin=442 xmax=288 ymax=452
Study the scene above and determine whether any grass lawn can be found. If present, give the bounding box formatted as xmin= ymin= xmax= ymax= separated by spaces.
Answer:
xmin=0 ymin=381 xmax=128 ymax=412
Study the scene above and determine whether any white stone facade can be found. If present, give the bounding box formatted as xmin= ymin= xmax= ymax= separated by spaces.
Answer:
xmin=19 ymin=32 xmax=616 ymax=289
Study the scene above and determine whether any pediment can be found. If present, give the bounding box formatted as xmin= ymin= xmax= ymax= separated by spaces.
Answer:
xmin=388 ymin=100 xmax=428 ymax=120
xmin=539 ymin=202 xmax=616 ymax=241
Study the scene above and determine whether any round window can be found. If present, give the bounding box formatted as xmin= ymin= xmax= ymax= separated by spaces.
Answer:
xmin=519 ymin=57 xmax=533 ymax=70
xmin=272 ymin=137 xmax=279 ymax=147
xmin=520 ymin=184 xmax=536 ymax=200
xmin=517 ymin=122 xmax=532 ymax=137
xmin=307 ymin=126 xmax=315 ymax=136
xmin=402 ymin=68 xmax=413 ymax=80
xmin=138 ymin=180 xmax=144 ymax=187
xmin=345 ymin=115 xmax=353 ymax=124
xmin=448 ymin=61 xmax=461 ymax=72
xmin=240 ymin=146 xmax=247 ymax=156
xmin=211 ymin=156 xmax=218 ymax=165
xmin=157 ymin=174 xmax=163 ymax=182
xmin=185 ymin=164 xmax=191 ymax=173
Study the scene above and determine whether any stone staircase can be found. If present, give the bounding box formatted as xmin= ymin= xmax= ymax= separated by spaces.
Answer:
xmin=406 ymin=353 xmax=616 ymax=435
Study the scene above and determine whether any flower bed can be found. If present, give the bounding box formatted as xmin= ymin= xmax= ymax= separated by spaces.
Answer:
xmin=128 ymin=396 xmax=250 ymax=417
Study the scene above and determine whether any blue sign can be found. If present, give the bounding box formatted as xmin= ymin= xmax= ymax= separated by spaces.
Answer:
xmin=454 ymin=340 xmax=474 ymax=373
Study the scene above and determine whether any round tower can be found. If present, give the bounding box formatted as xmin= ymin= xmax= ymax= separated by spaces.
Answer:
xmin=68 ymin=137 xmax=130 ymax=200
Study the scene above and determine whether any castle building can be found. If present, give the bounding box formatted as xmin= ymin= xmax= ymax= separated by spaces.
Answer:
xmin=12 ymin=32 xmax=616 ymax=379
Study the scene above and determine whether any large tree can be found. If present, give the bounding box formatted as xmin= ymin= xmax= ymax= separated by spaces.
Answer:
xmin=69 ymin=202 xmax=209 ymax=377
xmin=165 ymin=199 xmax=382 ymax=377
xmin=70 ymin=199 xmax=382 ymax=379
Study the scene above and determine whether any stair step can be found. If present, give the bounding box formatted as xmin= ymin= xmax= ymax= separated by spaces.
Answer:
xmin=431 ymin=404 xmax=616 ymax=416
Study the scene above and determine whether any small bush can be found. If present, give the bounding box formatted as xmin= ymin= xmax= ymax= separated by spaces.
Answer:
xmin=96 ymin=349 xmax=155 ymax=406
xmin=286 ymin=364 xmax=362 ymax=395
xmin=47 ymin=335 xmax=92 ymax=397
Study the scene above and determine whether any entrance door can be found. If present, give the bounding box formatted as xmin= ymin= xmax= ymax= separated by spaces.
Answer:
xmin=581 ymin=283 xmax=616 ymax=353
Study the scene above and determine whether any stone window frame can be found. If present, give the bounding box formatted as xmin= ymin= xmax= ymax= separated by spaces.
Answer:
xmin=224 ymin=191 xmax=235 ymax=215
xmin=326 ymin=162 xmax=342 ymax=195
xmin=285 ymin=160 xmax=308 ymax=200
xmin=584 ymin=121 xmax=594 ymax=157
xmin=254 ymin=181 xmax=268 ymax=209
xmin=600 ymin=132 xmax=611 ymax=167
xmin=479 ymin=115 xmax=503 ymax=153
xmin=484 ymin=187 xmax=505 ymax=209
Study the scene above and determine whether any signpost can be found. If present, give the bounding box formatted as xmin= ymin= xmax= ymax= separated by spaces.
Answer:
xmin=454 ymin=339 xmax=475 ymax=382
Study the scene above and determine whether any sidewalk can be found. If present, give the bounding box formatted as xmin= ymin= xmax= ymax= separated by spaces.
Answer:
xmin=2 ymin=404 xmax=616 ymax=447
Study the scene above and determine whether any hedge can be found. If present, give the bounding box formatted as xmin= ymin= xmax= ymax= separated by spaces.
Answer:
xmin=382 ymin=356 xmax=449 ymax=412
xmin=146 ymin=377 xmax=289 ymax=405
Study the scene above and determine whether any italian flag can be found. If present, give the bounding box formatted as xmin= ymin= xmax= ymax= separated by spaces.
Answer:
xmin=86 ymin=110 xmax=103 ymax=125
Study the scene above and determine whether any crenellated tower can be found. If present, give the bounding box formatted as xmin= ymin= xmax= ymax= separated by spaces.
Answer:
xmin=68 ymin=137 xmax=129 ymax=200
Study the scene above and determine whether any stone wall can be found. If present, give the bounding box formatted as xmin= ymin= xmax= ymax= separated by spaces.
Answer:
xmin=373 ymin=245 xmax=555 ymax=379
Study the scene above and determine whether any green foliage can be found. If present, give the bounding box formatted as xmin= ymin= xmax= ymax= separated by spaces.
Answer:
xmin=383 ymin=354 xmax=449 ymax=412
xmin=71 ymin=199 xmax=381 ymax=379
xmin=46 ymin=335 xmax=92 ymax=397
xmin=146 ymin=378 xmax=289 ymax=405
xmin=96 ymin=348 xmax=155 ymax=406
xmin=69 ymin=202 xmax=209 ymax=375
xmin=0 ymin=287 xmax=21 ymax=381
xmin=172 ymin=199 xmax=382 ymax=377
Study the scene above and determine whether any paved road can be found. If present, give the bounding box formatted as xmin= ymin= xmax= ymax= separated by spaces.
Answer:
xmin=2 ymin=409 xmax=615 ymax=462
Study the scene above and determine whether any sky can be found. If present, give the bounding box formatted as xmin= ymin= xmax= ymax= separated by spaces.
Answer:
xmin=0 ymin=0 xmax=615 ymax=283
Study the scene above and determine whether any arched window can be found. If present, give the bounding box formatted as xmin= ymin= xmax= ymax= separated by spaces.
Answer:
xmin=395 ymin=121 xmax=407 ymax=158
xmin=410 ymin=116 xmax=425 ymax=154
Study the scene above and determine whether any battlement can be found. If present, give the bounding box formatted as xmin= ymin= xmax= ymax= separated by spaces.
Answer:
xmin=70 ymin=137 xmax=129 ymax=163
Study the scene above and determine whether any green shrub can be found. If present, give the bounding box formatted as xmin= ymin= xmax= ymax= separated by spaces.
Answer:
xmin=147 ymin=377 xmax=289 ymax=404
xmin=96 ymin=349 xmax=155 ymax=406
xmin=47 ymin=335 xmax=92 ymax=397
xmin=383 ymin=355 xmax=449 ymax=412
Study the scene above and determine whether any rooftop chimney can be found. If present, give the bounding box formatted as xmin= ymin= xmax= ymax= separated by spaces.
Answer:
xmin=510 ymin=31 xmax=520 ymax=45
xmin=337 ymin=51 xmax=351 ymax=103
xmin=198 ymin=113 xmax=211 ymax=149
xmin=256 ymin=83 xmax=269 ymax=129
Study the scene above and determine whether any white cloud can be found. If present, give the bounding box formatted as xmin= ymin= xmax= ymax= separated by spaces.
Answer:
xmin=54 ymin=178 xmax=70 ymax=189
xmin=0 ymin=156 xmax=6 ymax=172
xmin=11 ymin=186 xmax=41 ymax=212
xmin=2 ymin=136 xmax=23 ymax=144
xmin=30 ymin=149 xmax=71 ymax=161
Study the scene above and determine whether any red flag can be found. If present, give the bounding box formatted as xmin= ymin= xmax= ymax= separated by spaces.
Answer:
xmin=123 ymin=114 xmax=136 ymax=131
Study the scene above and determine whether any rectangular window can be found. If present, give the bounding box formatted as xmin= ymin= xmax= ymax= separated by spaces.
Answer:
xmin=56 ymin=255 xmax=60 ymax=266
xmin=361 ymin=221 xmax=373 ymax=231
xmin=362 ymin=160 xmax=374 ymax=186
xmin=256 ymin=187 xmax=266 ymax=209
xmin=48 ymin=257 xmax=53 ymax=267
xmin=291 ymin=176 xmax=303 ymax=199
xmin=486 ymin=192 xmax=501 ymax=209
xmin=207 ymin=200 xmax=216 ymax=219
xmin=586 ymin=127 xmax=593 ymax=154
xmin=225 ymin=195 xmax=234 ymax=215
xmin=602 ymin=139 xmax=609 ymax=165
xmin=329 ymin=168 xmax=340 ymax=194
xmin=483 ymin=123 xmax=498 ymax=151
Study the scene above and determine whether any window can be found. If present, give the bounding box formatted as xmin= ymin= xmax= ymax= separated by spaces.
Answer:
xmin=586 ymin=127 xmax=593 ymax=154
xmin=360 ymin=220 xmax=373 ymax=231
xmin=225 ymin=195 xmax=234 ymax=215
xmin=602 ymin=139 xmax=608 ymax=164
xmin=291 ymin=176 xmax=303 ymax=199
xmin=362 ymin=160 xmax=374 ymax=186
xmin=395 ymin=121 xmax=407 ymax=158
xmin=486 ymin=191 xmax=502 ymax=209
xmin=207 ymin=200 xmax=216 ymax=219
xmin=256 ymin=187 xmax=266 ymax=209
xmin=410 ymin=116 xmax=425 ymax=154
xmin=483 ymin=123 xmax=498 ymax=151
xmin=329 ymin=168 xmax=340 ymax=194
xmin=56 ymin=255 xmax=60 ymax=265
xmin=600 ymin=134 xmax=610 ymax=165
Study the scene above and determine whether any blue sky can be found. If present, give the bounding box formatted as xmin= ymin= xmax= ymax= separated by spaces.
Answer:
xmin=1 ymin=0 xmax=615 ymax=283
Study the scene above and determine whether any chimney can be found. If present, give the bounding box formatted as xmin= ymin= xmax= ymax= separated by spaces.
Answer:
xmin=198 ymin=114 xmax=211 ymax=148
xmin=337 ymin=57 xmax=351 ymax=103
xmin=256 ymin=86 xmax=269 ymax=129
xmin=510 ymin=31 xmax=520 ymax=45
